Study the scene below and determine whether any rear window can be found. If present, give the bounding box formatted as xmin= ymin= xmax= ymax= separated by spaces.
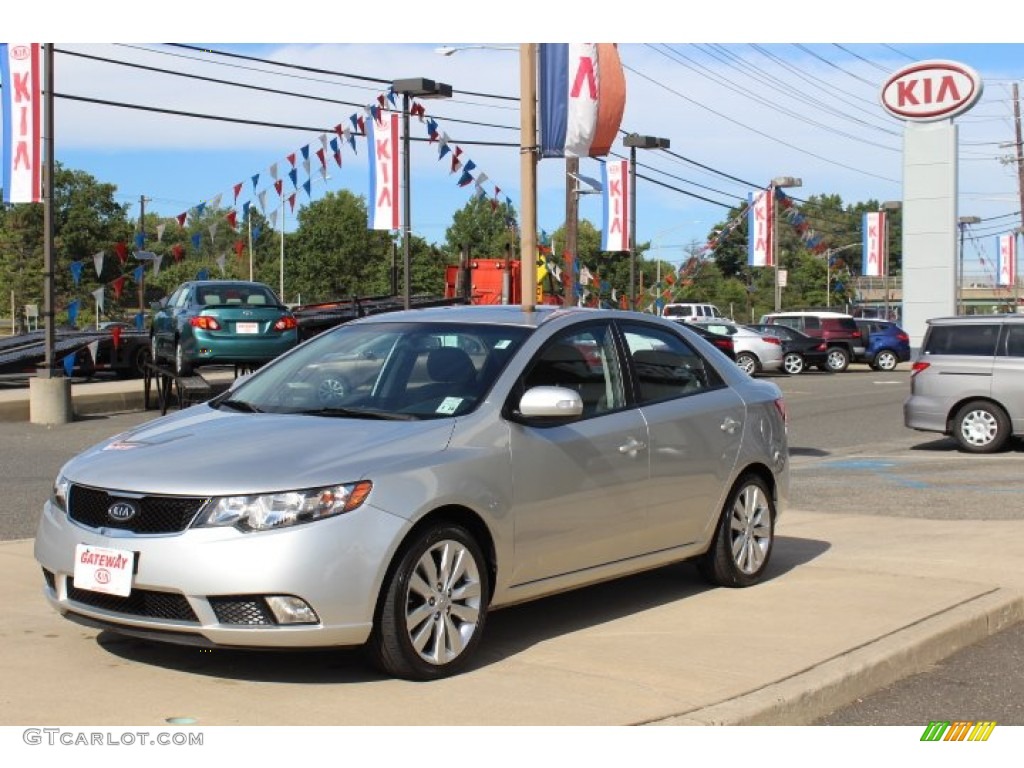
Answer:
xmin=924 ymin=324 xmax=1000 ymax=356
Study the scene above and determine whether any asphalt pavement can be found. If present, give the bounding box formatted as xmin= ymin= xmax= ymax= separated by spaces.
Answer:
xmin=0 ymin=373 xmax=1022 ymax=726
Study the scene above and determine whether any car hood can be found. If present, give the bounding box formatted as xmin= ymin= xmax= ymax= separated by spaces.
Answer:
xmin=61 ymin=405 xmax=456 ymax=496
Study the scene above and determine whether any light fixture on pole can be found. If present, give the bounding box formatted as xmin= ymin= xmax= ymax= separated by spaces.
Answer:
xmin=435 ymin=45 xmax=518 ymax=57
xmin=392 ymin=77 xmax=452 ymax=310
xmin=770 ymin=176 xmax=802 ymax=311
xmin=879 ymin=200 xmax=902 ymax=319
xmin=957 ymin=215 xmax=981 ymax=315
xmin=623 ymin=133 xmax=670 ymax=311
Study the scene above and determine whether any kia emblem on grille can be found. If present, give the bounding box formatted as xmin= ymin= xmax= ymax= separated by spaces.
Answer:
xmin=107 ymin=501 xmax=138 ymax=522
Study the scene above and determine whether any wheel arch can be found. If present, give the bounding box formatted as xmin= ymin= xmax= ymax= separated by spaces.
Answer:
xmin=371 ymin=504 xmax=498 ymax=624
xmin=945 ymin=397 xmax=1011 ymax=434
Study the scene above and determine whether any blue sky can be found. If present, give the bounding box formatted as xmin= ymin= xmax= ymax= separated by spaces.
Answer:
xmin=7 ymin=4 xmax=1024 ymax=290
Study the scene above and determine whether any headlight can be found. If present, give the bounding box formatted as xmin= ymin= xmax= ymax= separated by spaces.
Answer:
xmin=194 ymin=481 xmax=372 ymax=532
xmin=52 ymin=474 xmax=70 ymax=513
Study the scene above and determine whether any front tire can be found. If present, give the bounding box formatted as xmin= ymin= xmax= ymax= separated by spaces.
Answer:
xmin=698 ymin=474 xmax=775 ymax=588
xmin=953 ymin=401 xmax=1010 ymax=454
xmin=370 ymin=523 xmax=490 ymax=680
xmin=782 ymin=352 xmax=804 ymax=375
xmin=825 ymin=346 xmax=850 ymax=373
xmin=174 ymin=340 xmax=193 ymax=377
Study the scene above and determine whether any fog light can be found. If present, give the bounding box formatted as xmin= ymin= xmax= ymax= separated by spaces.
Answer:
xmin=265 ymin=596 xmax=319 ymax=625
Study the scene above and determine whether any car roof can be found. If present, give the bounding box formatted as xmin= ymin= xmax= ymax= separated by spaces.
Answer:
xmin=927 ymin=314 xmax=1024 ymax=324
xmin=344 ymin=303 xmax=625 ymax=330
xmin=765 ymin=311 xmax=854 ymax=318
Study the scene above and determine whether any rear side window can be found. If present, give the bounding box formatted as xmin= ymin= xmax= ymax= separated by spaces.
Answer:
xmin=1003 ymin=325 xmax=1024 ymax=357
xmin=823 ymin=318 xmax=858 ymax=332
xmin=621 ymin=322 xmax=723 ymax=403
xmin=924 ymin=324 xmax=1000 ymax=356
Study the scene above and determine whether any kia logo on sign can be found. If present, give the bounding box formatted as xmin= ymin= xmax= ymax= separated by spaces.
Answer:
xmin=11 ymin=46 xmax=30 ymax=60
xmin=881 ymin=60 xmax=983 ymax=122
xmin=107 ymin=501 xmax=138 ymax=523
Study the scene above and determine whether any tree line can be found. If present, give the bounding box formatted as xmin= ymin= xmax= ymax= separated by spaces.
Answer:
xmin=0 ymin=164 xmax=899 ymax=329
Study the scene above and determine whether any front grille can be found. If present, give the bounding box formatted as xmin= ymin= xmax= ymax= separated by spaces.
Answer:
xmin=209 ymin=596 xmax=276 ymax=626
xmin=68 ymin=484 xmax=208 ymax=534
xmin=68 ymin=580 xmax=199 ymax=623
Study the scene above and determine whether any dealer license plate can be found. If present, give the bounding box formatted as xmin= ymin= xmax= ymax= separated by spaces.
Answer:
xmin=73 ymin=544 xmax=135 ymax=597
xmin=236 ymin=322 xmax=259 ymax=334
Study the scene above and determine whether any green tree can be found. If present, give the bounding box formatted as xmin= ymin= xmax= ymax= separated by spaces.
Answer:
xmin=443 ymin=195 xmax=518 ymax=262
xmin=285 ymin=190 xmax=396 ymax=303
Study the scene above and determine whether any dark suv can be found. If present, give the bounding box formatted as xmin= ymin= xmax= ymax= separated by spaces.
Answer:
xmin=759 ymin=312 xmax=864 ymax=372
xmin=854 ymin=319 xmax=911 ymax=371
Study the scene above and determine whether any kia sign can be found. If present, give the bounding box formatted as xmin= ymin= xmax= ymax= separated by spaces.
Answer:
xmin=881 ymin=60 xmax=983 ymax=122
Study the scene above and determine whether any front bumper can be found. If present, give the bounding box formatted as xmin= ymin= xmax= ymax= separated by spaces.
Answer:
xmin=34 ymin=498 xmax=408 ymax=649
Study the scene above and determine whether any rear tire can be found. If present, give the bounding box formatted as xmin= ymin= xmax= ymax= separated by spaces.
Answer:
xmin=698 ymin=474 xmax=775 ymax=588
xmin=370 ymin=523 xmax=490 ymax=680
xmin=735 ymin=352 xmax=758 ymax=376
xmin=782 ymin=352 xmax=804 ymax=375
xmin=953 ymin=401 xmax=1010 ymax=454
xmin=874 ymin=349 xmax=899 ymax=371
xmin=174 ymin=340 xmax=193 ymax=377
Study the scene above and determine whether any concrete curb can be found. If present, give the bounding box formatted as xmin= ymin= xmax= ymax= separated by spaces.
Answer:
xmin=647 ymin=588 xmax=1024 ymax=725
xmin=0 ymin=389 xmax=146 ymax=422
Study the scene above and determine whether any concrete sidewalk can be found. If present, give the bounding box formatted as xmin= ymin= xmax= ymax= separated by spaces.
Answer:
xmin=4 ymin=510 xmax=1023 ymax=726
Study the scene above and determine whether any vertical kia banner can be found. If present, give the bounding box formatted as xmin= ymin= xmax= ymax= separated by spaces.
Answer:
xmin=601 ymin=160 xmax=629 ymax=252
xmin=367 ymin=112 xmax=399 ymax=230
xmin=747 ymin=190 xmax=773 ymax=267
xmin=1 ymin=43 xmax=42 ymax=204
xmin=863 ymin=211 xmax=884 ymax=277
xmin=997 ymin=232 xmax=1017 ymax=287
xmin=539 ymin=43 xmax=626 ymax=159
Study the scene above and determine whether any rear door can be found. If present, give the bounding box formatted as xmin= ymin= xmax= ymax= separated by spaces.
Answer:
xmin=993 ymin=323 xmax=1024 ymax=434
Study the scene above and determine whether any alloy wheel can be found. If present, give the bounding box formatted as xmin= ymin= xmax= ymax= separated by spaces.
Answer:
xmin=728 ymin=482 xmax=773 ymax=575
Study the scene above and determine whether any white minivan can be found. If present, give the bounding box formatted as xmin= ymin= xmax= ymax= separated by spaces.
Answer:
xmin=661 ymin=303 xmax=725 ymax=323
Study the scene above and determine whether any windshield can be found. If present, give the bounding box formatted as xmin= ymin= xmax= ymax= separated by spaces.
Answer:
xmin=219 ymin=321 xmax=531 ymax=419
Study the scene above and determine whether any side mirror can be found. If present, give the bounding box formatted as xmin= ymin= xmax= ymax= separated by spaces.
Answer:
xmin=517 ymin=386 xmax=584 ymax=420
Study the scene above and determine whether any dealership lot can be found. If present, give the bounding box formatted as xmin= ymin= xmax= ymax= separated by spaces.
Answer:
xmin=1 ymin=366 xmax=1022 ymax=725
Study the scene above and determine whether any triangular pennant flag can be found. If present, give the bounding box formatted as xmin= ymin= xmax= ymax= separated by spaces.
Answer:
xmin=386 ymin=88 xmax=398 ymax=107
xmin=457 ymin=170 xmax=474 ymax=187
xmin=333 ymin=150 xmax=342 ymax=168
xmin=258 ymin=190 xmax=268 ymax=212
xmin=226 ymin=211 xmax=237 ymax=230
xmin=234 ymin=240 xmax=245 ymax=258
xmin=252 ymin=225 xmax=262 ymax=241
xmin=156 ymin=223 xmax=166 ymax=242
xmin=133 ymin=265 xmax=144 ymax=282
xmin=92 ymin=286 xmax=105 ymax=313
xmin=195 ymin=202 xmax=207 ymax=217
xmin=233 ymin=183 xmax=243 ymax=203
xmin=302 ymin=180 xmax=312 ymax=198
xmin=134 ymin=312 xmax=145 ymax=330
xmin=344 ymin=127 xmax=356 ymax=153
xmin=209 ymin=193 xmax=222 ymax=210
xmin=215 ymin=254 xmax=227 ymax=275
xmin=190 ymin=233 xmax=202 ymax=251
xmin=134 ymin=232 xmax=145 ymax=249
xmin=208 ymin=223 xmax=219 ymax=245
xmin=153 ymin=254 xmax=163 ymax=276
xmin=63 ymin=353 xmax=75 ymax=377
xmin=67 ymin=299 xmax=79 ymax=326
xmin=114 ymin=241 xmax=128 ymax=265
xmin=316 ymin=148 xmax=327 ymax=169
xmin=251 ymin=173 xmax=260 ymax=192
xmin=70 ymin=261 xmax=83 ymax=286
xmin=196 ymin=268 xmax=210 ymax=281
xmin=274 ymin=179 xmax=284 ymax=197
xmin=287 ymin=153 xmax=296 ymax=167
xmin=300 ymin=145 xmax=310 ymax=162
xmin=93 ymin=251 xmax=105 ymax=278
xmin=112 ymin=276 xmax=125 ymax=300
xmin=269 ymin=162 xmax=279 ymax=180
xmin=288 ymin=193 xmax=297 ymax=212
xmin=288 ymin=168 xmax=298 ymax=188
xmin=242 ymin=201 xmax=251 ymax=222
xmin=172 ymin=243 xmax=185 ymax=263
xmin=110 ymin=326 xmax=122 ymax=349
xmin=176 ymin=212 xmax=187 ymax=228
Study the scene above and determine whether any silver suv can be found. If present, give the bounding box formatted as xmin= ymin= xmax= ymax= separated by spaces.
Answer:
xmin=904 ymin=315 xmax=1024 ymax=453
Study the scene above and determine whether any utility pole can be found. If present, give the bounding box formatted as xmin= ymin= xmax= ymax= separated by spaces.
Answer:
xmin=564 ymin=157 xmax=578 ymax=308
xmin=1013 ymin=83 xmax=1024 ymax=310
xmin=138 ymin=194 xmax=149 ymax=318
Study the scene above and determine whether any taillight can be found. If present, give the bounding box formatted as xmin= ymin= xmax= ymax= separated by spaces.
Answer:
xmin=897 ymin=332 xmax=910 ymax=342
xmin=911 ymin=361 xmax=930 ymax=377
xmin=273 ymin=316 xmax=298 ymax=331
xmin=773 ymin=397 xmax=788 ymax=424
xmin=763 ymin=336 xmax=781 ymax=346
xmin=189 ymin=316 xmax=221 ymax=331
xmin=815 ymin=342 xmax=826 ymax=351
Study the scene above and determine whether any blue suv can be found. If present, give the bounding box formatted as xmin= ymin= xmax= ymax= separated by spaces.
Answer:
xmin=854 ymin=319 xmax=910 ymax=371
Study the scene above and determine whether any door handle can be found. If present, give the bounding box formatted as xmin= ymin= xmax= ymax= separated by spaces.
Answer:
xmin=618 ymin=437 xmax=647 ymax=456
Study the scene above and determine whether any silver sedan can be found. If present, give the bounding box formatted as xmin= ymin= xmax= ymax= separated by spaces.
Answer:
xmin=35 ymin=305 xmax=789 ymax=680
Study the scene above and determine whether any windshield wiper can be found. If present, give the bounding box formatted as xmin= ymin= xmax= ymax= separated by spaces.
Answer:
xmin=218 ymin=398 xmax=263 ymax=413
xmin=297 ymin=407 xmax=419 ymax=421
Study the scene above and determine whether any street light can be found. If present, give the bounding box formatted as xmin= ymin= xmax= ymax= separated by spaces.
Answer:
xmin=623 ymin=133 xmax=670 ymax=310
xmin=958 ymin=215 xmax=981 ymax=315
xmin=770 ymin=176 xmax=802 ymax=311
xmin=879 ymin=200 xmax=901 ymax=319
xmin=392 ymin=78 xmax=453 ymax=310
xmin=435 ymin=45 xmax=518 ymax=57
